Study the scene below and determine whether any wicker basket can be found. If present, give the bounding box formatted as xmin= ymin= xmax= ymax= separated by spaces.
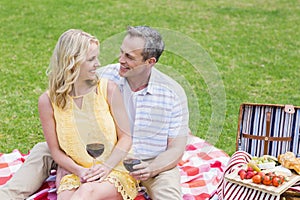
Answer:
xmin=236 ymin=103 xmax=300 ymax=199
xmin=281 ymin=190 xmax=300 ymax=200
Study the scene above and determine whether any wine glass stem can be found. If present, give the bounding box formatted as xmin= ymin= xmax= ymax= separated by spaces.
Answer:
xmin=93 ymin=158 xmax=96 ymax=167
xmin=137 ymin=182 xmax=145 ymax=195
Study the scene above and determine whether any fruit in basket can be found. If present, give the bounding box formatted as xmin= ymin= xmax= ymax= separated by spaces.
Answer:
xmin=257 ymin=171 xmax=265 ymax=178
xmin=252 ymin=174 xmax=262 ymax=184
xmin=262 ymin=175 xmax=272 ymax=186
xmin=246 ymin=171 xmax=256 ymax=179
xmin=250 ymin=171 xmax=286 ymax=187
xmin=277 ymin=175 xmax=285 ymax=184
xmin=247 ymin=160 xmax=261 ymax=172
xmin=238 ymin=167 xmax=257 ymax=180
xmin=251 ymin=155 xmax=276 ymax=169
xmin=247 ymin=166 xmax=253 ymax=171
xmin=264 ymin=155 xmax=278 ymax=162
xmin=238 ymin=169 xmax=247 ymax=180
xmin=272 ymin=176 xmax=282 ymax=187
xmin=238 ymin=169 xmax=246 ymax=175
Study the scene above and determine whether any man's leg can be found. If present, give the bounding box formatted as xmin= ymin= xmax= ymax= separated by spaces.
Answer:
xmin=142 ymin=167 xmax=182 ymax=200
xmin=0 ymin=142 xmax=56 ymax=200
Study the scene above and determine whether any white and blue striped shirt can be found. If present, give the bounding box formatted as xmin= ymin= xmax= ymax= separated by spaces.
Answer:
xmin=97 ymin=63 xmax=189 ymax=160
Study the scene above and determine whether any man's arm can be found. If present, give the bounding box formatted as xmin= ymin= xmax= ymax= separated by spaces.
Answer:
xmin=130 ymin=135 xmax=187 ymax=180
xmin=131 ymin=87 xmax=189 ymax=180
xmin=148 ymin=135 xmax=187 ymax=177
xmin=145 ymin=80 xmax=190 ymax=177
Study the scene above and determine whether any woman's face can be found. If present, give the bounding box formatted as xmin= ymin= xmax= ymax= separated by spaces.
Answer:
xmin=78 ymin=42 xmax=100 ymax=81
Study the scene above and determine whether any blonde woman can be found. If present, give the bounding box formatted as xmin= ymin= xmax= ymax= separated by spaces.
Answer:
xmin=38 ymin=29 xmax=137 ymax=200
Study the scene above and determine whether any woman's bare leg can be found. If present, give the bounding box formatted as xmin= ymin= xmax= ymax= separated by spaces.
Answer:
xmin=57 ymin=189 xmax=76 ymax=200
xmin=71 ymin=181 xmax=123 ymax=200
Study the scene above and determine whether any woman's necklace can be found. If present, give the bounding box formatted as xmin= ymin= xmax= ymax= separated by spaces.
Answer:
xmin=70 ymin=84 xmax=97 ymax=98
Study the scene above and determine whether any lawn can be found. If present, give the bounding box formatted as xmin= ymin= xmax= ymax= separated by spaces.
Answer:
xmin=0 ymin=0 xmax=299 ymax=156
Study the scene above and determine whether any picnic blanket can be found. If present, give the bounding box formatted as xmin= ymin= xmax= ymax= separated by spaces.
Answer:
xmin=0 ymin=135 xmax=230 ymax=200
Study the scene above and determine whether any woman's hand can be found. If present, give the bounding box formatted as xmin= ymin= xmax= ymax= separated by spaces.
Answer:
xmin=56 ymin=165 xmax=91 ymax=185
xmin=83 ymin=164 xmax=112 ymax=182
xmin=77 ymin=167 xmax=91 ymax=183
xmin=56 ymin=166 xmax=70 ymax=188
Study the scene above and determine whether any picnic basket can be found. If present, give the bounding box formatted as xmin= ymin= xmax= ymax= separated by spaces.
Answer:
xmin=236 ymin=103 xmax=300 ymax=199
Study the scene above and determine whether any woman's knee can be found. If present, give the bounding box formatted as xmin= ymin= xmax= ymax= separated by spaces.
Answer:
xmin=75 ymin=182 xmax=122 ymax=200
xmin=74 ymin=183 xmax=95 ymax=199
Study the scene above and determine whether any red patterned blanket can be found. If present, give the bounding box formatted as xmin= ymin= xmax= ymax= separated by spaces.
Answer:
xmin=0 ymin=135 xmax=230 ymax=200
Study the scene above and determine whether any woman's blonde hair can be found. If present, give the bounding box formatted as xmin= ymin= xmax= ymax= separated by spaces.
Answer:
xmin=46 ymin=29 xmax=99 ymax=109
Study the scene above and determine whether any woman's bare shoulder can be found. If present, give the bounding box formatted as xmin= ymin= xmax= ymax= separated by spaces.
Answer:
xmin=38 ymin=91 xmax=51 ymax=108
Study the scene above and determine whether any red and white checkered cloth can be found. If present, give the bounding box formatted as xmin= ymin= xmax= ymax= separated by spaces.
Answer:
xmin=179 ymin=135 xmax=230 ymax=200
xmin=0 ymin=150 xmax=28 ymax=186
xmin=0 ymin=135 xmax=230 ymax=200
xmin=0 ymin=150 xmax=57 ymax=200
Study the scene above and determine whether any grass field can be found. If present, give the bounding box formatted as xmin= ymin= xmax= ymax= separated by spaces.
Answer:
xmin=0 ymin=0 xmax=299 ymax=156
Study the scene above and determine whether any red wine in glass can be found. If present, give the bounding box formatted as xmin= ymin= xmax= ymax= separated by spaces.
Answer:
xmin=123 ymin=158 xmax=141 ymax=172
xmin=86 ymin=143 xmax=104 ymax=166
xmin=123 ymin=158 xmax=147 ymax=196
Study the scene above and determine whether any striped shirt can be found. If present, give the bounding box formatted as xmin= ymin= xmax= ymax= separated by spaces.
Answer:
xmin=97 ymin=63 xmax=189 ymax=159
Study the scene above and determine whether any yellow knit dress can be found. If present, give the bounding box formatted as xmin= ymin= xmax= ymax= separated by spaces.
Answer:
xmin=51 ymin=78 xmax=137 ymax=199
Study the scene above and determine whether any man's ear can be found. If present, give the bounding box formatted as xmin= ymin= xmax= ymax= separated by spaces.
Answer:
xmin=148 ymin=57 xmax=157 ymax=65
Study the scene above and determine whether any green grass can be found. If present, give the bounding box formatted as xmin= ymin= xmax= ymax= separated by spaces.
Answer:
xmin=0 ymin=0 xmax=299 ymax=156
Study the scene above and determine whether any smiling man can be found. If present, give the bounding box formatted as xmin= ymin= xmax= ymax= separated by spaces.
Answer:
xmin=97 ymin=26 xmax=189 ymax=199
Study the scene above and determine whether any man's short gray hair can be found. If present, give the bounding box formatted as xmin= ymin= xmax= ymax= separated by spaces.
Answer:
xmin=126 ymin=26 xmax=165 ymax=62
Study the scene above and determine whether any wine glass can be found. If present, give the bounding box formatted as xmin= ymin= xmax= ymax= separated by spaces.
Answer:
xmin=123 ymin=158 xmax=141 ymax=172
xmin=86 ymin=143 xmax=105 ymax=167
xmin=123 ymin=158 xmax=148 ymax=197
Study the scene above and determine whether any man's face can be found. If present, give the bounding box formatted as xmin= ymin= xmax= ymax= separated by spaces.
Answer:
xmin=118 ymin=35 xmax=148 ymax=78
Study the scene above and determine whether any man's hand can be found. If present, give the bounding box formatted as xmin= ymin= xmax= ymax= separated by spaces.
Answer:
xmin=130 ymin=161 xmax=153 ymax=181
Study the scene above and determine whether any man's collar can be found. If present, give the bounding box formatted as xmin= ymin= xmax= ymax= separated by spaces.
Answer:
xmin=119 ymin=68 xmax=156 ymax=95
